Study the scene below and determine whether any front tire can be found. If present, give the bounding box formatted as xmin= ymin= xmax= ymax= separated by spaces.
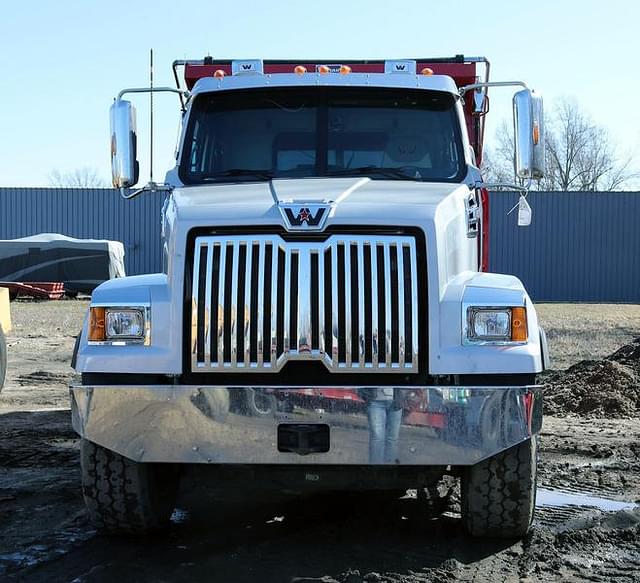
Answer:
xmin=461 ymin=437 xmax=537 ymax=538
xmin=80 ymin=439 xmax=178 ymax=534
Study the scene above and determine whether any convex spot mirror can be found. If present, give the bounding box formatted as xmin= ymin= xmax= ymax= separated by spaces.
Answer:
xmin=110 ymin=99 xmax=139 ymax=188
xmin=513 ymin=89 xmax=544 ymax=180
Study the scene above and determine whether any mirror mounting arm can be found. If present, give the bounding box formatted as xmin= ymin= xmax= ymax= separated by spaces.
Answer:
xmin=120 ymin=182 xmax=173 ymax=200
xmin=117 ymin=86 xmax=189 ymax=102
xmin=459 ymin=81 xmax=529 ymax=96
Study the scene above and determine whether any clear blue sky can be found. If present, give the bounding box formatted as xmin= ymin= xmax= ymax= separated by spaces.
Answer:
xmin=1 ymin=0 xmax=638 ymax=187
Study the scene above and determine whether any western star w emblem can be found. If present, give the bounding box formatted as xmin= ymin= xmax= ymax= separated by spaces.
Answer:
xmin=279 ymin=203 xmax=331 ymax=231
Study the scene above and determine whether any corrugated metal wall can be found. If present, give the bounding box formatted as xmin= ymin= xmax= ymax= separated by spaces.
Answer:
xmin=489 ymin=191 xmax=640 ymax=302
xmin=1 ymin=188 xmax=638 ymax=302
xmin=0 ymin=188 xmax=164 ymax=276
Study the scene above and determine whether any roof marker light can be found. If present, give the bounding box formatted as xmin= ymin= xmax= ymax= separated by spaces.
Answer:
xmin=339 ymin=65 xmax=352 ymax=75
xmin=294 ymin=65 xmax=307 ymax=75
xmin=213 ymin=69 xmax=226 ymax=78
xmin=420 ymin=67 xmax=434 ymax=76
xmin=318 ymin=65 xmax=330 ymax=74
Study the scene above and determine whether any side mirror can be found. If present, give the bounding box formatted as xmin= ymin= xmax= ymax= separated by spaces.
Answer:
xmin=513 ymin=89 xmax=544 ymax=180
xmin=110 ymin=99 xmax=139 ymax=188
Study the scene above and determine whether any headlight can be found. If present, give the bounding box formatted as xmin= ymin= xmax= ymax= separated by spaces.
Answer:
xmin=466 ymin=307 xmax=527 ymax=343
xmin=106 ymin=309 xmax=145 ymax=339
xmin=88 ymin=306 xmax=149 ymax=344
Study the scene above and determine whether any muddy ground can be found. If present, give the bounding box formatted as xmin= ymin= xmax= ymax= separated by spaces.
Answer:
xmin=1 ymin=301 xmax=639 ymax=582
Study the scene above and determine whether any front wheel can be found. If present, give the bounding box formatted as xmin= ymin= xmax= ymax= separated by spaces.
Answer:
xmin=80 ymin=439 xmax=178 ymax=534
xmin=461 ymin=437 xmax=537 ymax=538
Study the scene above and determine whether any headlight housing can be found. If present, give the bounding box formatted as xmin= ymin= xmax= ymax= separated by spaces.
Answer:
xmin=466 ymin=306 xmax=527 ymax=344
xmin=88 ymin=306 xmax=150 ymax=345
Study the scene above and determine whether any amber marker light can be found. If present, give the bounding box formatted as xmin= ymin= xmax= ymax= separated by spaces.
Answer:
xmin=339 ymin=65 xmax=352 ymax=75
xmin=511 ymin=307 xmax=528 ymax=342
xmin=318 ymin=65 xmax=330 ymax=74
xmin=88 ymin=307 xmax=106 ymax=342
xmin=213 ymin=69 xmax=226 ymax=78
xmin=532 ymin=122 xmax=540 ymax=145
xmin=294 ymin=65 xmax=307 ymax=75
xmin=420 ymin=67 xmax=434 ymax=76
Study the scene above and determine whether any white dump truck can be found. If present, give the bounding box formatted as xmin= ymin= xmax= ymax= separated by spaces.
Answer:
xmin=71 ymin=56 xmax=548 ymax=537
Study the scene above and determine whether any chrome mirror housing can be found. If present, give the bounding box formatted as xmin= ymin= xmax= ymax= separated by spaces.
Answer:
xmin=110 ymin=99 xmax=139 ymax=188
xmin=513 ymin=89 xmax=544 ymax=180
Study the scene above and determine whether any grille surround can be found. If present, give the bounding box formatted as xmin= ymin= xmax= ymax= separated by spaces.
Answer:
xmin=190 ymin=233 xmax=420 ymax=373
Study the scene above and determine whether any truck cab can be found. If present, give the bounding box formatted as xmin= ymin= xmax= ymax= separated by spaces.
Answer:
xmin=72 ymin=56 xmax=546 ymax=538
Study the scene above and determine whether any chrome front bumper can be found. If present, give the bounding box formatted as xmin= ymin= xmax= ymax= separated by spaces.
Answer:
xmin=70 ymin=385 xmax=542 ymax=465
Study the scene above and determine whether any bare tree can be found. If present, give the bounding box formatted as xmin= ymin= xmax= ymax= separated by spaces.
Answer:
xmin=483 ymin=98 xmax=637 ymax=191
xmin=48 ymin=167 xmax=108 ymax=188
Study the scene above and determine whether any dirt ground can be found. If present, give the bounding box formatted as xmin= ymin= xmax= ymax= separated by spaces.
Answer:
xmin=1 ymin=300 xmax=639 ymax=582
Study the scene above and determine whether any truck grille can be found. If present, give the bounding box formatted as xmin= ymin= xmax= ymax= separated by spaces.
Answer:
xmin=190 ymin=234 xmax=419 ymax=373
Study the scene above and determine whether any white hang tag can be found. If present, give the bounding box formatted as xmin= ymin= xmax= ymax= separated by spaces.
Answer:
xmin=517 ymin=195 xmax=532 ymax=227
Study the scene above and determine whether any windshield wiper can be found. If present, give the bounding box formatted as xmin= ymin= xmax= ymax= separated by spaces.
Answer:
xmin=325 ymin=166 xmax=421 ymax=181
xmin=200 ymin=169 xmax=275 ymax=181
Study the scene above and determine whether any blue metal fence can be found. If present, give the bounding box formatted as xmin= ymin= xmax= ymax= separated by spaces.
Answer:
xmin=0 ymin=188 xmax=638 ymax=302
xmin=0 ymin=188 xmax=164 ymax=277
xmin=489 ymin=191 xmax=640 ymax=302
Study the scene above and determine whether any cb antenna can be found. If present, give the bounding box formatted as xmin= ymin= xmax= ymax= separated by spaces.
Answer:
xmin=150 ymin=48 xmax=154 ymax=185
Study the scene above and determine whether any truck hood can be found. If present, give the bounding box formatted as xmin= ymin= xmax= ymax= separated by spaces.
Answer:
xmin=171 ymin=177 xmax=469 ymax=227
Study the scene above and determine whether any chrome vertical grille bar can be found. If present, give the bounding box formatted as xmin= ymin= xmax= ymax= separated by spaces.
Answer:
xmin=409 ymin=239 xmax=419 ymax=370
xmin=344 ymin=241 xmax=352 ymax=367
xmin=331 ymin=241 xmax=339 ymax=368
xmin=383 ymin=242 xmax=392 ymax=368
xmin=283 ymin=246 xmax=292 ymax=356
xmin=371 ymin=242 xmax=379 ymax=368
xmin=229 ymin=241 xmax=240 ymax=366
xmin=191 ymin=241 xmax=202 ymax=369
xmin=203 ymin=242 xmax=213 ymax=367
xmin=217 ymin=241 xmax=227 ymax=366
xmin=318 ymin=247 xmax=325 ymax=358
xmin=243 ymin=240 xmax=253 ymax=367
xmin=270 ymin=241 xmax=279 ymax=368
xmin=397 ymin=241 xmax=406 ymax=368
xmin=191 ymin=233 xmax=420 ymax=374
xmin=256 ymin=240 xmax=265 ymax=367
xmin=297 ymin=246 xmax=311 ymax=353
xmin=357 ymin=241 xmax=365 ymax=367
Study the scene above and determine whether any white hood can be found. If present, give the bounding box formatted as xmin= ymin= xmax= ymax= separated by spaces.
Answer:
xmin=171 ymin=177 xmax=470 ymax=228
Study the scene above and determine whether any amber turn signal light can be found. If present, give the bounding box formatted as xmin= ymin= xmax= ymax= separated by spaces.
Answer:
xmin=511 ymin=307 xmax=528 ymax=342
xmin=88 ymin=307 xmax=106 ymax=341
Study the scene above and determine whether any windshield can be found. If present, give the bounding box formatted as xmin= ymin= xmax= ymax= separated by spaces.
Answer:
xmin=179 ymin=87 xmax=465 ymax=184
